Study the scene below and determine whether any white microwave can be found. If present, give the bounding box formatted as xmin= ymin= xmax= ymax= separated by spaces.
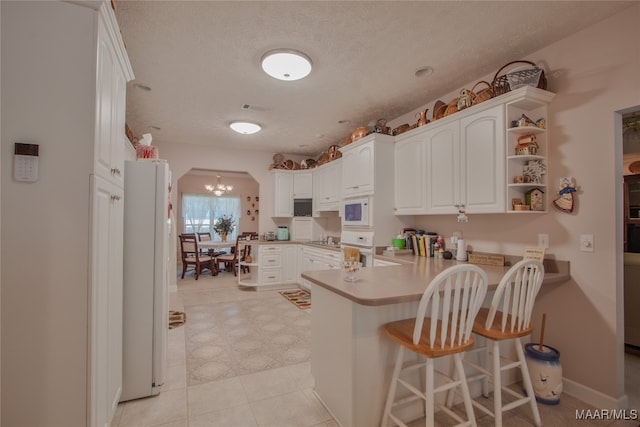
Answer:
xmin=342 ymin=197 xmax=370 ymax=227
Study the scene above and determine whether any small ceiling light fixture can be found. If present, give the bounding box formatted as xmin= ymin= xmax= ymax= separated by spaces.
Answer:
xmin=229 ymin=121 xmax=262 ymax=135
xmin=133 ymin=83 xmax=152 ymax=91
xmin=205 ymin=174 xmax=233 ymax=196
xmin=261 ymin=49 xmax=313 ymax=81
xmin=414 ymin=66 xmax=434 ymax=78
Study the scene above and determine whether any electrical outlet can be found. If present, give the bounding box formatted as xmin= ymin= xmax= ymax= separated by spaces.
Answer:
xmin=580 ymin=234 xmax=594 ymax=252
xmin=538 ymin=233 xmax=549 ymax=249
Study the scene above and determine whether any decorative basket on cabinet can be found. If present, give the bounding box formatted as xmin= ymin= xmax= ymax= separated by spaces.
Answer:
xmin=492 ymin=60 xmax=548 ymax=96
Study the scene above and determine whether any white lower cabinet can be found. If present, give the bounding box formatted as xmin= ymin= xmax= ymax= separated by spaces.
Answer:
xmin=283 ymin=245 xmax=298 ymax=283
xmin=256 ymin=244 xmax=297 ymax=287
xmin=299 ymin=246 xmax=342 ymax=284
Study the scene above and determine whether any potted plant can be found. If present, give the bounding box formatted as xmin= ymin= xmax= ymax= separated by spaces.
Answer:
xmin=213 ymin=214 xmax=235 ymax=242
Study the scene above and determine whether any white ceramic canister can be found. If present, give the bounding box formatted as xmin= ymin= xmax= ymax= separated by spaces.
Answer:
xmin=524 ymin=343 xmax=562 ymax=405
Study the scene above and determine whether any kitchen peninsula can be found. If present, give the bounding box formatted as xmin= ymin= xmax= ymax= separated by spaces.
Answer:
xmin=302 ymin=257 xmax=569 ymax=427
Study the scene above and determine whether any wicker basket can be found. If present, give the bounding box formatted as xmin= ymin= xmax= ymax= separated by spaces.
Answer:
xmin=470 ymin=80 xmax=493 ymax=106
xmin=443 ymin=98 xmax=459 ymax=117
xmin=433 ymin=100 xmax=446 ymax=121
xmin=492 ymin=60 xmax=547 ymax=97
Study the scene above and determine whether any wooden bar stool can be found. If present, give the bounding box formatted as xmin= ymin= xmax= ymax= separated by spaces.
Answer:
xmin=381 ymin=264 xmax=489 ymax=427
xmin=449 ymin=259 xmax=544 ymax=427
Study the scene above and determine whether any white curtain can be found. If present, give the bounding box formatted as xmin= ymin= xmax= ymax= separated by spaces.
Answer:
xmin=182 ymin=194 xmax=240 ymax=241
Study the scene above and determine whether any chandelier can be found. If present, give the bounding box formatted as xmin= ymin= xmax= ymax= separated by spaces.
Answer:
xmin=205 ymin=174 xmax=233 ymax=196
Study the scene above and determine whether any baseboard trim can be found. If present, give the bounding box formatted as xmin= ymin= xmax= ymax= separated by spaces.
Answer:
xmin=563 ymin=377 xmax=628 ymax=409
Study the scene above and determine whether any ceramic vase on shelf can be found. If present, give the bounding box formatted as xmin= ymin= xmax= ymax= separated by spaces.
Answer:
xmin=221 ymin=233 xmax=227 ymax=242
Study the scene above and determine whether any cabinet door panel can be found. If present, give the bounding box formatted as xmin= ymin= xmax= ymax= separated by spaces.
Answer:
xmin=394 ymin=137 xmax=426 ymax=214
xmin=273 ymin=172 xmax=293 ymax=217
xmin=293 ymin=172 xmax=313 ymax=198
xmin=461 ymin=105 xmax=505 ymax=213
xmin=95 ymin=28 xmax=115 ymax=181
xmin=425 ymin=124 xmax=459 ymax=214
xmin=342 ymin=141 xmax=374 ymax=197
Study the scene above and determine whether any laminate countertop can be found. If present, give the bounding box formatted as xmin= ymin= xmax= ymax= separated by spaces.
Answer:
xmin=301 ymin=256 xmax=570 ymax=306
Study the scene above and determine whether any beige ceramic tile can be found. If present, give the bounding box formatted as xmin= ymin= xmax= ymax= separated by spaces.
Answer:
xmin=118 ymin=388 xmax=187 ymax=427
xmin=249 ymin=388 xmax=332 ymax=427
xmin=162 ymin=361 xmax=187 ymax=392
xmin=187 ymin=376 xmax=249 ymax=417
xmin=240 ymin=362 xmax=314 ymax=402
xmin=189 ymin=403 xmax=258 ymax=427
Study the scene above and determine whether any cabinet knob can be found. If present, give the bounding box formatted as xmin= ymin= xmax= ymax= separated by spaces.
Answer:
xmin=110 ymin=194 xmax=121 ymax=202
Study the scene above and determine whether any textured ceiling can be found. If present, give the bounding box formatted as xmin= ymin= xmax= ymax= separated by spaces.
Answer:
xmin=115 ymin=1 xmax=633 ymax=157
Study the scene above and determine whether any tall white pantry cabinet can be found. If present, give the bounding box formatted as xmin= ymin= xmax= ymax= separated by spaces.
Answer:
xmin=1 ymin=2 xmax=134 ymax=427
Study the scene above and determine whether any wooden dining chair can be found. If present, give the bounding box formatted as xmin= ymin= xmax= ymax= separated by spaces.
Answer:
xmin=197 ymin=232 xmax=214 ymax=255
xmin=448 ymin=259 xmax=544 ymax=427
xmin=216 ymin=236 xmax=242 ymax=276
xmin=381 ymin=264 xmax=489 ymax=427
xmin=179 ymin=234 xmax=216 ymax=279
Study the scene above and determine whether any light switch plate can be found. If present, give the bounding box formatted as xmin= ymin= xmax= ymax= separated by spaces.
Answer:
xmin=580 ymin=234 xmax=594 ymax=252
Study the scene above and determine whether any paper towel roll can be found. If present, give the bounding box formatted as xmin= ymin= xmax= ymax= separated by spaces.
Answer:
xmin=456 ymin=239 xmax=467 ymax=261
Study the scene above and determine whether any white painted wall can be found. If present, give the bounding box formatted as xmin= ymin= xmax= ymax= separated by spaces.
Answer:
xmin=1 ymin=2 xmax=98 ymax=425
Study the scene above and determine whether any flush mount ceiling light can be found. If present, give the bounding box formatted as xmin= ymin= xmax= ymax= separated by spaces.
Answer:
xmin=261 ymin=49 xmax=313 ymax=81
xmin=229 ymin=121 xmax=261 ymax=135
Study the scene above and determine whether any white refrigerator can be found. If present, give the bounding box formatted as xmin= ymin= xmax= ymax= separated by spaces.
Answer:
xmin=121 ymin=159 xmax=171 ymax=402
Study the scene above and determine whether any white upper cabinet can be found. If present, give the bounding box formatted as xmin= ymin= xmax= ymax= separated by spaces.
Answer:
xmin=425 ymin=105 xmax=504 ymax=214
xmin=95 ymin=18 xmax=129 ymax=188
xmin=459 ymin=104 xmax=505 ymax=213
xmin=424 ymin=121 xmax=462 ymax=214
xmin=293 ymin=171 xmax=313 ymax=198
xmin=394 ymin=131 xmax=427 ymax=215
xmin=313 ymin=160 xmax=342 ymax=212
xmin=341 ymin=138 xmax=375 ymax=197
xmin=272 ymin=170 xmax=294 ymax=217
xmin=340 ymin=133 xmax=394 ymax=198
xmin=393 ymin=88 xmax=555 ymax=216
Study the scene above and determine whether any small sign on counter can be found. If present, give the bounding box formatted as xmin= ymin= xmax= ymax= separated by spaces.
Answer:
xmin=523 ymin=247 xmax=546 ymax=262
xmin=468 ymin=253 xmax=506 ymax=266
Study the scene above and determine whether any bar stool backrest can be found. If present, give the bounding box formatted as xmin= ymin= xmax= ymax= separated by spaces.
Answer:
xmin=414 ymin=264 xmax=489 ymax=349
xmin=485 ymin=259 xmax=545 ymax=333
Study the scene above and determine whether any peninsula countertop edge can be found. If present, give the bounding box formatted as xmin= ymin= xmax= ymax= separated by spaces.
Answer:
xmin=301 ymin=256 xmax=570 ymax=306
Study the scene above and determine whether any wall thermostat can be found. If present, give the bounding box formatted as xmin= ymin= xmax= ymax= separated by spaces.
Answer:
xmin=14 ymin=142 xmax=39 ymax=182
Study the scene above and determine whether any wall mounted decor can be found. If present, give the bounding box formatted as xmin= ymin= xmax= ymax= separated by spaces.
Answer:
xmin=553 ymin=177 xmax=577 ymax=213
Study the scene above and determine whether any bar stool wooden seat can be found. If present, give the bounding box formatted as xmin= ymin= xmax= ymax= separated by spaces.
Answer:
xmin=450 ymin=259 xmax=544 ymax=427
xmin=381 ymin=264 xmax=489 ymax=427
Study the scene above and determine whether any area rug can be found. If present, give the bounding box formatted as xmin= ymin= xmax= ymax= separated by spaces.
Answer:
xmin=169 ymin=310 xmax=187 ymax=329
xmin=279 ymin=289 xmax=311 ymax=309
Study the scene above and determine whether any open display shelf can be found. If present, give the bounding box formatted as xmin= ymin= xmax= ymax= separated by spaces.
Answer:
xmin=505 ymin=89 xmax=554 ymax=213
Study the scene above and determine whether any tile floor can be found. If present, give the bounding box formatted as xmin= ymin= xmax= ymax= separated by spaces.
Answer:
xmin=112 ymin=270 xmax=640 ymax=427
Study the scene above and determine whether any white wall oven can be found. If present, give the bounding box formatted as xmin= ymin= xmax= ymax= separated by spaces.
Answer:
xmin=342 ymin=197 xmax=370 ymax=227
xmin=340 ymin=230 xmax=374 ymax=267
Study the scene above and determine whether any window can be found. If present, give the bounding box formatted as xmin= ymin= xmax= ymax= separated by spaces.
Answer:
xmin=182 ymin=194 xmax=241 ymax=241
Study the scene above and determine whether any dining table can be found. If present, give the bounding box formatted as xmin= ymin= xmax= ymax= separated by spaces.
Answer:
xmin=197 ymin=240 xmax=235 ymax=250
